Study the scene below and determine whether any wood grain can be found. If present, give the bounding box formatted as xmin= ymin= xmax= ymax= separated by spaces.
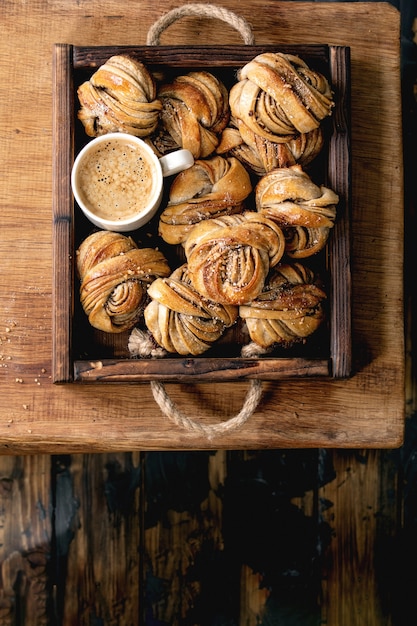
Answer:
xmin=52 ymin=44 xmax=74 ymax=384
xmin=0 ymin=455 xmax=52 ymax=624
xmin=0 ymin=446 xmax=406 ymax=624
xmin=55 ymin=453 xmax=142 ymax=624
xmin=320 ymin=450 xmax=399 ymax=625
xmin=0 ymin=1 xmax=404 ymax=451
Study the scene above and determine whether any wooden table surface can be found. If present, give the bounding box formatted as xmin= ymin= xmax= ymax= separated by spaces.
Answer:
xmin=0 ymin=1 xmax=405 ymax=453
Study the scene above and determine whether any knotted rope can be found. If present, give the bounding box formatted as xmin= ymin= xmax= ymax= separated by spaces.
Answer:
xmin=146 ymin=3 xmax=255 ymax=46
xmin=150 ymin=379 xmax=263 ymax=439
xmin=145 ymin=4 xmax=261 ymax=437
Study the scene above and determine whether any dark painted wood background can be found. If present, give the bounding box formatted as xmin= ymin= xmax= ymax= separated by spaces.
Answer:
xmin=0 ymin=1 xmax=416 ymax=624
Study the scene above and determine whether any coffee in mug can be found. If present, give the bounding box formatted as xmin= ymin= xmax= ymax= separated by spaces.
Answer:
xmin=71 ymin=133 xmax=194 ymax=232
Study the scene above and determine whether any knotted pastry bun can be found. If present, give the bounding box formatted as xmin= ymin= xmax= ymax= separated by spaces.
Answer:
xmin=239 ymin=262 xmax=326 ymax=348
xmin=157 ymin=71 xmax=230 ymax=159
xmin=217 ymin=117 xmax=324 ymax=175
xmin=77 ymin=55 xmax=162 ymax=137
xmin=184 ymin=213 xmax=286 ymax=305
xmin=255 ymin=165 xmax=338 ymax=257
xmin=158 ymin=155 xmax=252 ymax=245
xmin=229 ymin=52 xmax=334 ymax=143
xmin=144 ymin=264 xmax=238 ymax=355
xmin=76 ymin=231 xmax=170 ymax=333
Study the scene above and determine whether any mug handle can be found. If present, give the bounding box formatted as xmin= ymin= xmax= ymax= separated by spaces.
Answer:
xmin=159 ymin=149 xmax=194 ymax=177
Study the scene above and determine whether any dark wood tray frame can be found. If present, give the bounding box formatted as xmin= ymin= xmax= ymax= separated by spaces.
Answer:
xmin=52 ymin=43 xmax=351 ymax=384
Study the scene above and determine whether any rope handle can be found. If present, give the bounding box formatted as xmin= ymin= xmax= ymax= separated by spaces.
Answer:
xmin=150 ymin=379 xmax=263 ymax=439
xmin=144 ymin=5 xmax=261 ymax=437
xmin=146 ymin=3 xmax=255 ymax=46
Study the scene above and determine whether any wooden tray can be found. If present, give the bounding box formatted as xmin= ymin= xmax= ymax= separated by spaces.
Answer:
xmin=52 ymin=43 xmax=351 ymax=384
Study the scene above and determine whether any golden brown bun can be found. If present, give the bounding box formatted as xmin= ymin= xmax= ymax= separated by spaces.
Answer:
xmin=217 ymin=117 xmax=324 ymax=175
xmin=76 ymin=231 xmax=170 ymax=333
xmin=184 ymin=213 xmax=286 ymax=305
xmin=77 ymin=55 xmax=162 ymax=137
xmin=144 ymin=264 xmax=237 ymax=355
xmin=239 ymin=262 xmax=326 ymax=347
xmin=157 ymin=71 xmax=230 ymax=158
xmin=229 ymin=52 xmax=334 ymax=143
xmin=158 ymin=155 xmax=252 ymax=245
xmin=255 ymin=165 xmax=338 ymax=257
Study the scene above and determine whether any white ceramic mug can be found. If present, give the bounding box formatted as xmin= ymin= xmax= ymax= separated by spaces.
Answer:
xmin=71 ymin=133 xmax=194 ymax=232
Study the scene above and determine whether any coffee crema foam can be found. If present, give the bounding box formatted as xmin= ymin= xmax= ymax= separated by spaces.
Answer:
xmin=77 ymin=139 xmax=157 ymax=221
